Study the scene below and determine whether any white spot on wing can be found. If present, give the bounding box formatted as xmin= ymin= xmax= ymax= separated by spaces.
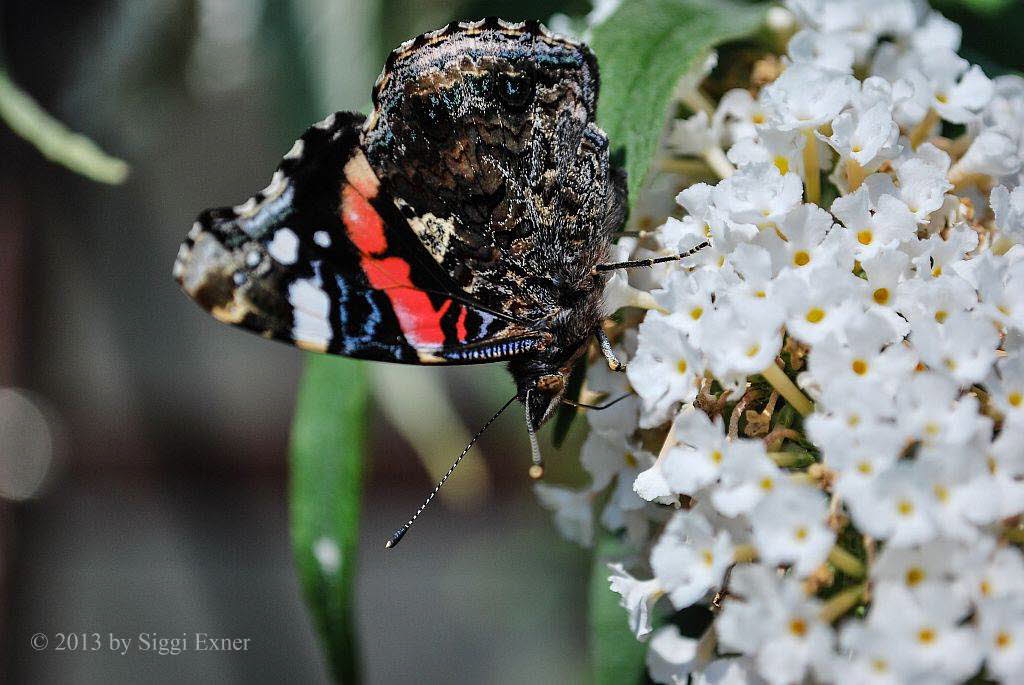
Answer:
xmin=284 ymin=138 xmax=304 ymax=160
xmin=314 ymin=113 xmax=337 ymax=130
xmin=268 ymin=228 xmax=300 ymax=265
xmin=289 ymin=268 xmax=331 ymax=350
xmin=313 ymin=230 xmax=331 ymax=248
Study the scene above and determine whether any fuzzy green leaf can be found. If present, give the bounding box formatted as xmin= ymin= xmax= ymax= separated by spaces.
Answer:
xmin=289 ymin=354 xmax=368 ymax=683
xmin=589 ymin=533 xmax=648 ymax=685
xmin=590 ymin=0 xmax=767 ymax=203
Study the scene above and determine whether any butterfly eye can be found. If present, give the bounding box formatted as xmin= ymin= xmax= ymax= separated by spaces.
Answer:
xmin=496 ymin=71 xmax=534 ymax=111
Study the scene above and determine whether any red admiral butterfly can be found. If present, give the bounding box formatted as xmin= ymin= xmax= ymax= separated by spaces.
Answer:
xmin=173 ymin=18 xmax=704 ymax=546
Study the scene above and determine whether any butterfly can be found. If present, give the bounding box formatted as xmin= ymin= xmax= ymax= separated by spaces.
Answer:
xmin=173 ymin=18 xmax=704 ymax=545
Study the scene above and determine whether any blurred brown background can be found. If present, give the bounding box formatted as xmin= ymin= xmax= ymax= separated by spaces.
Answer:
xmin=0 ymin=0 xmax=595 ymax=682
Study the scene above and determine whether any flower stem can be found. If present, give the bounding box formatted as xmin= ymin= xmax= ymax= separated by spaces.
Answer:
xmin=761 ymin=362 xmax=814 ymax=416
xmin=828 ymin=545 xmax=866 ymax=578
xmin=768 ymin=451 xmax=803 ymax=467
xmin=802 ymin=128 xmax=820 ymax=205
xmin=820 ymin=582 xmax=867 ymax=623
xmin=703 ymin=146 xmax=735 ymax=179
xmin=909 ymin=108 xmax=940 ymax=150
xmin=845 ymin=157 xmax=866 ymax=192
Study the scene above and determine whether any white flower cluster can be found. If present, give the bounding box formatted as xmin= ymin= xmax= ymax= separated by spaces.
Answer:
xmin=537 ymin=2 xmax=1024 ymax=683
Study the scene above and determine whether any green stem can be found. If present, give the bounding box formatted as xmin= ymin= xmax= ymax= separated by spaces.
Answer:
xmin=0 ymin=66 xmax=128 ymax=183
xmin=828 ymin=545 xmax=866 ymax=578
xmin=820 ymin=582 xmax=867 ymax=623
xmin=761 ymin=362 xmax=814 ymax=417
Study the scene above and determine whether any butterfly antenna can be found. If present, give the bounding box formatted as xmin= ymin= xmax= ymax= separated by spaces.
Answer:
xmin=385 ymin=394 xmax=517 ymax=549
xmin=595 ymin=241 xmax=710 ymax=272
xmin=525 ymin=391 xmax=545 ymax=480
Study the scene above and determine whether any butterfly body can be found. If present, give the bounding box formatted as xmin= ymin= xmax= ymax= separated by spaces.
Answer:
xmin=174 ymin=18 xmax=626 ymax=434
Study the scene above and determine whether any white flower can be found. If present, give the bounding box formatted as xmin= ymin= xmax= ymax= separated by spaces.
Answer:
xmin=951 ymin=129 xmax=1022 ymax=181
xmin=608 ymin=563 xmax=663 ymax=640
xmin=627 ymin=314 xmax=703 ymax=428
xmin=650 ymin=509 xmax=733 ymax=608
xmin=978 ymin=598 xmax=1024 ymax=683
xmin=645 ymin=625 xmax=705 ymax=684
xmin=958 ymin=543 xmax=1024 ymax=604
xmin=716 ymin=564 xmax=832 ymax=685
xmin=806 ymin=310 xmax=914 ymax=393
xmin=872 ymin=539 xmax=962 ymax=595
xmin=831 ymin=184 xmax=917 ymax=260
xmin=908 ymin=310 xmax=998 ymax=385
xmin=669 ymin=110 xmax=717 ymax=156
xmin=788 ymin=29 xmax=856 ymax=73
xmin=993 ymin=185 xmax=1024 ymax=244
xmin=845 ymin=461 xmax=937 ymax=546
xmin=820 ymin=102 xmax=900 ymax=170
xmin=864 ymin=144 xmax=952 ymax=224
xmin=658 ymin=410 xmax=730 ymax=494
xmin=751 ymin=484 xmax=835 ymax=576
xmin=700 ymin=306 xmax=784 ymax=392
xmin=774 ymin=265 xmax=865 ymax=345
xmin=710 ymin=439 xmax=786 ymax=516
xmin=861 ymin=583 xmax=982 ymax=682
xmin=756 ymin=203 xmax=842 ymax=273
xmin=760 ymin=62 xmax=857 ymax=131
xmin=987 ymin=353 xmax=1024 ymax=425
xmin=711 ymin=162 xmax=803 ymax=226
xmin=534 ymin=484 xmax=593 ymax=546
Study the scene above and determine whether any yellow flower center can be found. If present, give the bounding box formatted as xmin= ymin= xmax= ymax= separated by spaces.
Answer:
xmin=897 ymin=499 xmax=915 ymax=517
xmin=917 ymin=628 xmax=936 ymax=644
xmin=711 ymin=450 xmax=723 ymax=464
xmin=793 ymin=250 xmax=811 ymax=267
xmin=851 ymin=359 xmax=868 ymax=375
xmin=906 ymin=567 xmax=925 ymax=587
xmin=997 ymin=631 xmax=1013 ymax=649
xmin=857 ymin=461 xmax=872 ymax=474
xmin=1009 ymin=391 xmax=1022 ymax=407
xmin=759 ymin=477 xmax=774 ymax=491
xmin=857 ymin=229 xmax=873 ymax=245
xmin=987 ymin=456 xmax=998 ymax=475
xmin=932 ymin=265 xmax=942 ymax=277
xmin=873 ymin=287 xmax=890 ymax=305
xmin=701 ymin=549 xmax=714 ymax=567
xmin=677 ymin=359 xmax=688 ymax=374
xmin=690 ymin=307 xmax=704 ymax=320
xmin=936 ymin=93 xmax=949 ymax=104
xmin=789 ymin=618 xmax=808 ymax=637
xmin=933 ymin=484 xmax=949 ymax=502
xmin=746 ymin=344 xmax=761 ymax=358
xmin=871 ymin=659 xmax=888 ymax=673
xmin=752 ymin=113 xmax=766 ymax=124
xmin=934 ymin=310 xmax=948 ymax=323
xmin=774 ymin=155 xmax=789 ymax=175
xmin=943 ymin=358 xmax=957 ymax=372
xmin=755 ymin=290 xmax=766 ymax=298
xmin=794 ymin=526 xmax=809 ymax=541
xmin=806 ymin=307 xmax=825 ymax=323
xmin=981 ymin=580 xmax=993 ymax=597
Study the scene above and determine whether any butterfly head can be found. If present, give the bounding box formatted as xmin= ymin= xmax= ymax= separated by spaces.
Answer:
xmin=522 ymin=372 xmax=567 ymax=430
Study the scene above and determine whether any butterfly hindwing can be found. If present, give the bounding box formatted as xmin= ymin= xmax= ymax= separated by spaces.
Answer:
xmin=174 ymin=111 xmax=544 ymax=364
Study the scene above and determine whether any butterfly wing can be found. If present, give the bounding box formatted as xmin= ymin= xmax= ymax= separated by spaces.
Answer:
xmin=174 ymin=111 xmax=545 ymax=364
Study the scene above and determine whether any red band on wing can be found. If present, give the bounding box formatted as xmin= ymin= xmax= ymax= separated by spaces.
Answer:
xmin=340 ymin=183 xmax=451 ymax=348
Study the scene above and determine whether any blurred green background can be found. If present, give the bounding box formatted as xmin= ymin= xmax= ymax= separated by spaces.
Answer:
xmin=0 ymin=1 xmax=593 ymax=683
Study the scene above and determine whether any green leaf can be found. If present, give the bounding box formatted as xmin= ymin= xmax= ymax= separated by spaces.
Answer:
xmin=590 ymin=0 xmax=767 ymax=203
xmin=289 ymin=354 xmax=368 ymax=684
xmin=0 ymin=66 xmax=129 ymax=184
xmin=589 ymin=533 xmax=647 ymax=685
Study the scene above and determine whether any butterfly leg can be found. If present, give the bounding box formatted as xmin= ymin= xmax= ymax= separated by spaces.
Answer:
xmin=593 ymin=240 xmax=710 ymax=272
xmin=595 ymin=327 xmax=626 ymax=372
